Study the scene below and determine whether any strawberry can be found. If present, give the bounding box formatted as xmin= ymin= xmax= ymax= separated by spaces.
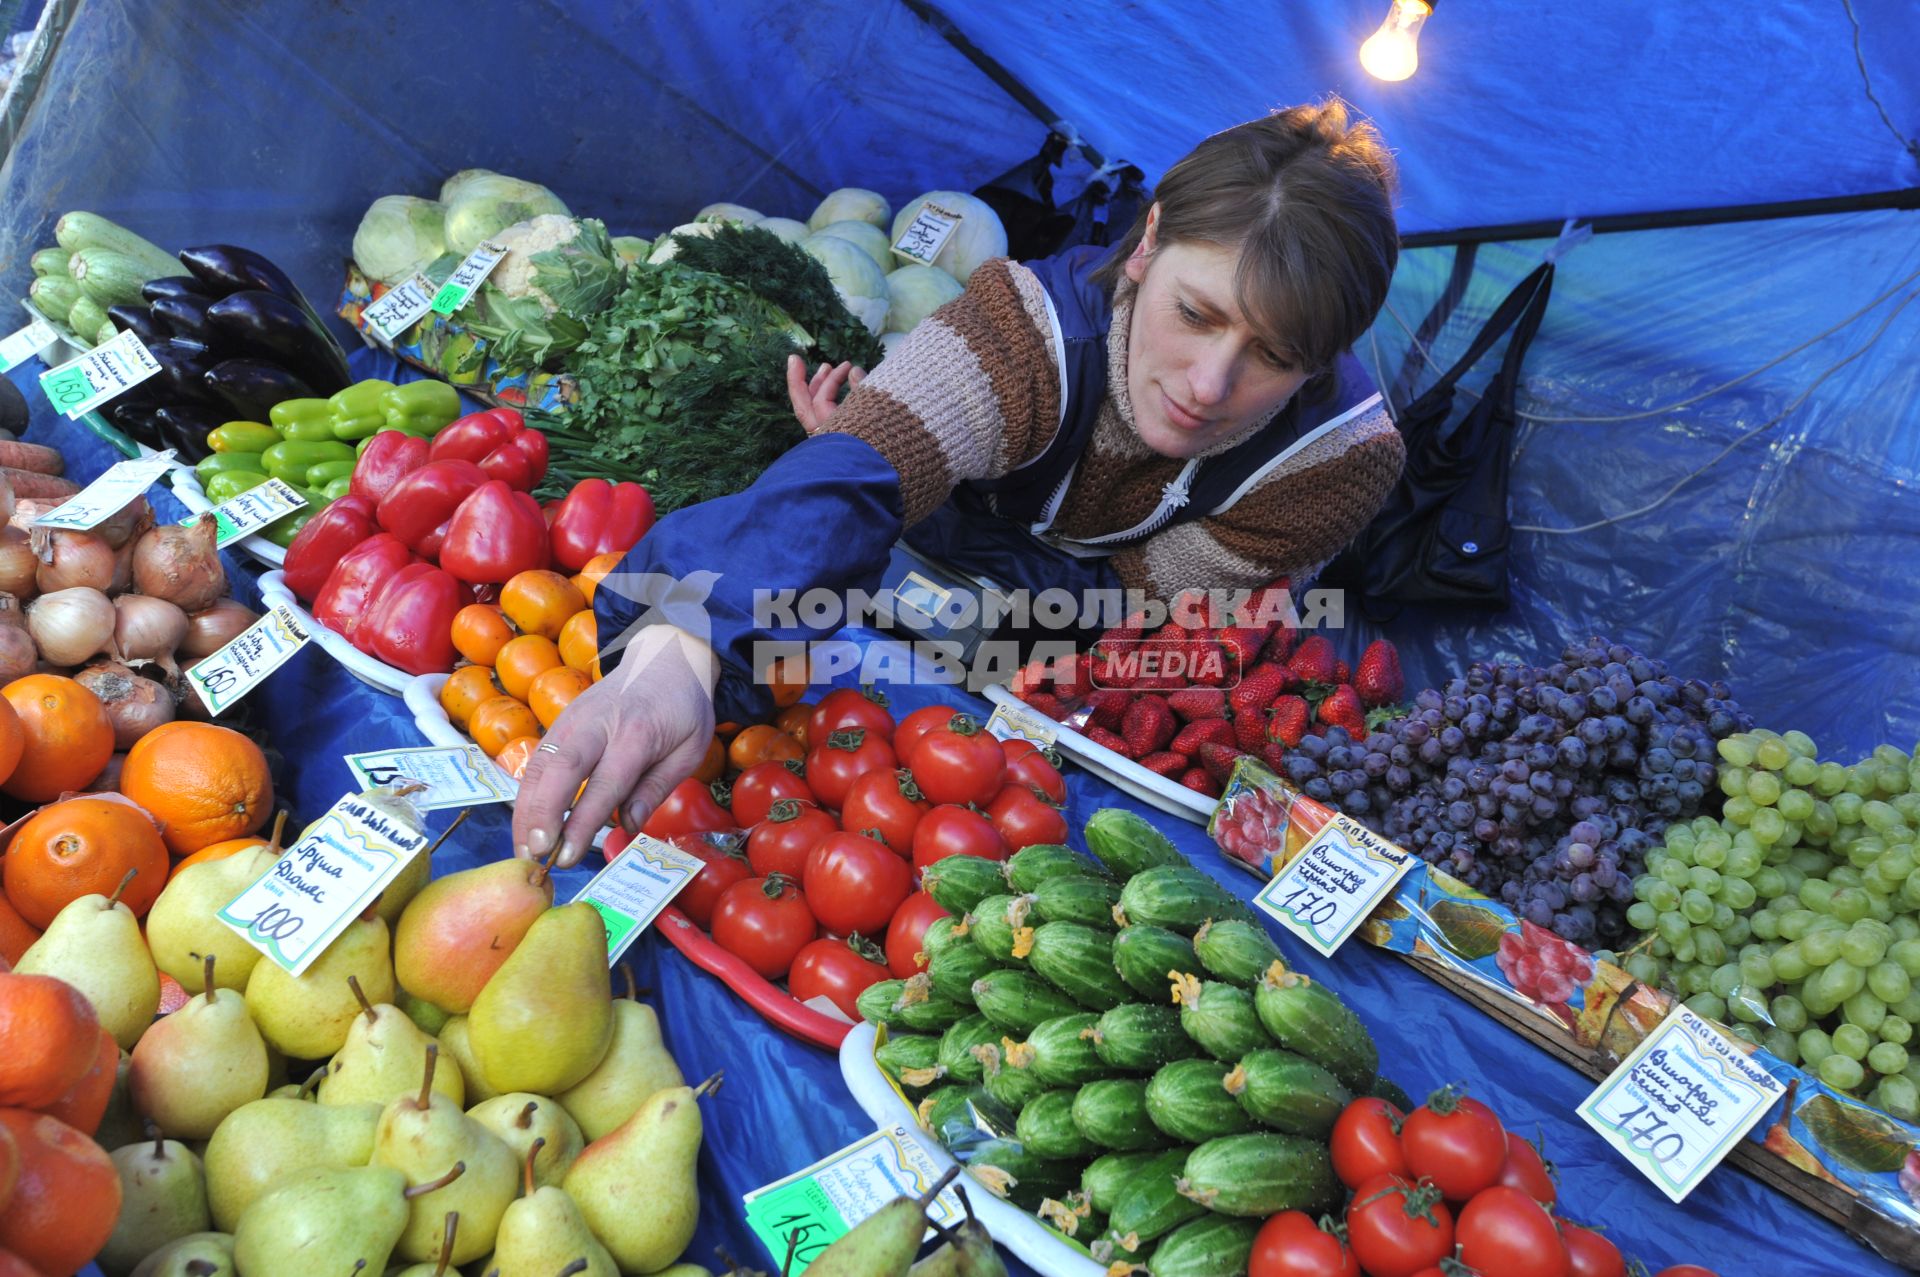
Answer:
xmin=1233 ymin=707 xmax=1271 ymax=752
xmin=1353 ymin=639 xmax=1405 ymax=707
xmin=1334 ymin=660 xmax=1351 ymax=684
xmin=1214 ymin=625 xmax=1266 ymax=673
xmin=1121 ymin=696 xmax=1178 ymax=757
xmin=1286 ymin=635 xmax=1338 ymax=685
xmin=1260 ymin=741 xmax=1291 ymax=773
xmin=1024 ymin=692 xmax=1066 ymax=721
xmin=1085 ymin=689 xmax=1132 ymax=732
xmin=1171 ymin=718 xmax=1236 ymax=755
xmin=1228 ymin=663 xmax=1291 ymax=720
xmin=1137 ymin=751 xmax=1187 ymax=778
xmin=1054 ymin=651 xmax=1095 ymax=700
xmin=1259 ymin=624 xmax=1298 ymax=664
xmin=1167 ymin=688 xmax=1227 ymax=721
xmin=1179 ymin=767 xmax=1223 ymax=798
xmin=1267 ymin=695 xmax=1311 ymax=747
xmin=1091 ymin=644 xmax=1137 ymax=689
xmin=1181 ymin=639 xmax=1229 ymax=687
xmin=1316 ymin=684 xmax=1368 ymax=736
xmin=1009 ymin=657 xmax=1053 ymax=700
xmin=1085 ymin=724 xmax=1136 ymax=758
xmin=1092 ymin=615 xmax=1146 ymax=654
xmin=1198 ymin=742 xmax=1246 ymax=787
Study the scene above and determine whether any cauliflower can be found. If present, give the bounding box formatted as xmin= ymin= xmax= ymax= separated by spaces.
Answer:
xmin=491 ymin=214 xmax=592 ymax=314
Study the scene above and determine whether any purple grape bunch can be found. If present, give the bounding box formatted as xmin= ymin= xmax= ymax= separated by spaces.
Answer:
xmin=1277 ymin=638 xmax=1751 ymax=948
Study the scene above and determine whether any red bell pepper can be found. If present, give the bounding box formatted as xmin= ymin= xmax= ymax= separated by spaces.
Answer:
xmin=360 ymin=562 xmax=464 ymax=674
xmin=312 ymin=534 xmax=419 ymax=644
xmin=376 ymin=459 xmax=487 ymax=560
xmin=428 ymin=408 xmax=548 ymax=492
xmin=548 ymin=478 xmax=656 ymax=572
xmin=281 ymin=495 xmax=377 ymax=604
xmin=349 ymin=430 xmax=430 ymax=506
xmin=439 ymin=480 xmax=550 ymax=585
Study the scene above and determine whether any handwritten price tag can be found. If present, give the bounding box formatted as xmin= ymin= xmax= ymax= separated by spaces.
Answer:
xmin=891 ymin=203 xmax=962 ymax=268
xmin=217 ymin=792 xmax=431 ymax=976
xmin=1252 ymin=812 xmax=1414 ymax=957
xmin=985 ymin=701 xmax=1058 ymax=748
xmin=742 ymin=1125 xmax=963 ymax=1274
xmin=569 ymin=834 xmax=703 ymax=963
xmin=344 ymin=743 xmax=514 ymax=811
xmin=1579 ymin=1004 xmax=1784 ymax=1202
xmin=364 ymin=273 xmax=435 ymax=342
xmin=0 ymin=316 xmax=59 ymax=371
xmin=188 ymin=603 xmax=311 ymax=716
xmin=37 ymin=328 xmax=161 ymax=417
xmin=430 ymin=242 xmax=508 ymax=316
xmin=186 ymin=477 xmax=308 ymax=548
xmin=33 ymin=452 xmax=176 ymax=532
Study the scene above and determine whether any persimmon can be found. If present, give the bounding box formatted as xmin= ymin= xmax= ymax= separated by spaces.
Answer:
xmin=693 ymin=735 xmax=727 ymax=785
xmin=494 ymin=736 xmax=540 ymax=781
xmin=500 ymin=570 xmax=585 ymax=641
xmin=470 ymin=697 xmax=542 ymax=758
xmin=451 ymin=604 xmax=515 ymax=666
xmin=571 ymin=551 xmax=622 ymax=605
xmin=557 ymin=610 xmax=600 ymax=679
xmin=494 ymin=635 xmax=562 ymax=703
xmin=440 ymin=665 xmax=507 ymax=732
xmin=528 ymin=667 xmax=592 ymax=731
xmin=775 ymin=702 xmax=813 ymax=747
xmin=1 ymin=676 xmax=114 ymax=804
xmin=118 ymin=722 xmax=273 ymax=856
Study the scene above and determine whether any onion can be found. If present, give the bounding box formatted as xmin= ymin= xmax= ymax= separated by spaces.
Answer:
xmin=0 ymin=527 xmax=35 ymax=597
xmin=0 ymin=474 xmax=13 ymax=525
xmin=93 ymin=497 xmax=153 ymax=551
xmin=131 ymin=520 xmax=224 ymax=612
xmin=171 ymin=658 xmax=215 ymax=722
xmin=0 ymin=623 xmax=35 ymax=683
xmin=113 ymin=594 xmax=189 ymax=668
xmin=0 ymin=592 xmax=20 ymax=630
xmin=180 ymin=598 xmax=258 ymax=658
xmin=7 ymin=498 xmax=57 ymax=531
xmin=26 ymin=586 xmax=117 ymax=666
xmin=32 ymin=527 xmax=116 ymax=593
xmin=75 ymin=660 xmax=175 ymax=749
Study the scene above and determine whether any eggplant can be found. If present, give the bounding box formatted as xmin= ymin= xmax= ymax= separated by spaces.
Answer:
xmin=179 ymin=245 xmax=321 ymax=321
xmin=105 ymin=304 xmax=168 ymax=346
xmin=154 ymin=404 xmax=224 ymax=463
xmin=147 ymin=338 xmax=223 ymax=408
xmin=204 ymin=289 xmax=350 ymax=393
xmin=149 ymin=295 xmax=223 ymax=349
xmin=141 ymin=275 xmax=221 ymax=304
xmin=106 ymin=401 xmax=167 ymax=450
xmin=203 ymin=358 xmax=316 ymax=420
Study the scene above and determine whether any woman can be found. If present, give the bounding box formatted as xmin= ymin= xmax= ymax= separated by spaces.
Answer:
xmin=516 ymin=100 xmax=1404 ymax=867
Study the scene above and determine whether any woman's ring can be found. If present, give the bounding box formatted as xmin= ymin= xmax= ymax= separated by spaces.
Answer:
xmin=535 ymin=742 xmax=561 ymax=754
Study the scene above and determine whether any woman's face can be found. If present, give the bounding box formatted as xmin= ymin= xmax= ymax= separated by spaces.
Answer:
xmin=1123 ymin=224 xmax=1310 ymax=459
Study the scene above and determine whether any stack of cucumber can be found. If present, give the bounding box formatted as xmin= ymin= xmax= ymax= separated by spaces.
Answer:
xmin=29 ymin=212 xmax=182 ymax=348
xmin=859 ymin=808 xmax=1404 ymax=1277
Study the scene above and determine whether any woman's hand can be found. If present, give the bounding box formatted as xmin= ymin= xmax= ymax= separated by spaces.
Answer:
xmin=786 ymin=354 xmax=865 ymax=433
xmin=512 ymin=625 xmax=718 ymax=868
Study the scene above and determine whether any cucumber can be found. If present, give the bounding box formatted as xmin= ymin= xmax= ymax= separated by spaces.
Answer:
xmin=923 ymin=854 xmax=1009 ymax=915
xmin=857 ymin=978 xmax=909 ymax=1026
xmin=1253 ymin=965 xmax=1380 ymax=1093
xmin=1117 ymin=865 xmax=1253 ymax=933
xmin=962 ymin=1139 xmax=1081 ymax=1211
xmin=1099 ymin=1145 xmax=1203 ymax=1256
xmin=1369 ymin=1075 xmax=1415 ymax=1111
xmin=972 ymin=969 xmax=1085 ymax=1035
xmin=1036 ymin=1190 xmax=1102 ymax=1243
xmin=1015 ymin=1088 xmax=1100 ymax=1159
xmin=919 ymin=1083 xmax=990 ymax=1140
xmin=1147 ymin=1214 xmax=1259 ymax=1277
xmin=69 ymin=247 xmax=152 ymax=308
xmin=1192 ymin=917 xmax=1286 ymax=985
xmin=874 ymin=1032 xmax=945 ymax=1090
xmin=1028 ymin=875 xmax=1124 ymax=929
xmin=1084 ymin=808 xmax=1190 ymax=878
xmin=1082 ymin=1150 xmax=1168 ymax=1214
xmin=54 ymin=212 xmax=179 ymax=280
xmin=1006 ymin=843 xmax=1106 ymax=893
xmin=1028 ymin=922 xmax=1132 ymax=1011
xmin=894 ymin=973 xmax=968 ymax=1031
xmin=936 ymin=1014 xmax=1001 ymax=1083
xmin=1111 ymin=925 xmax=1200 ymax=1002
xmin=1089 ymin=1003 xmax=1201 ymax=1073
xmin=976 ymin=1041 xmax=1049 ymax=1111
xmin=30 ymin=247 xmax=73 ymax=277
xmin=1177 ymin=1132 xmax=1339 ymax=1217
xmin=29 ymin=274 xmax=82 ymax=320
xmin=1145 ymin=1059 xmax=1257 ymax=1143
xmin=1005 ymin=1013 xmax=1105 ymax=1086
xmin=68 ymin=297 xmax=108 ymax=341
xmin=966 ymin=893 xmax=1035 ymax=963
xmin=928 ymin=942 xmax=1002 ymax=1002
xmin=1171 ymin=974 xmax=1274 ymax=1062
xmin=918 ymin=915 xmax=967 ymax=962
xmin=1224 ymin=1049 xmax=1352 ymax=1139
xmin=1071 ymin=1078 xmax=1174 ymax=1151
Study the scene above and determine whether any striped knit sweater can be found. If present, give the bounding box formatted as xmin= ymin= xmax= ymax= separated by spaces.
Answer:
xmin=821 ymin=258 xmax=1406 ymax=596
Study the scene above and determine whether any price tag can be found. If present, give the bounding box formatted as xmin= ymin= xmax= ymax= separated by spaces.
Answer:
xmin=1252 ymin=812 xmax=1414 ymax=957
xmin=186 ymin=477 xmax=308 ymax=548
xmin=216 ymin=791 xmax=431 ymax=976
xmin=430 ymin=242 xmax=508 ymax=315
xmin=344 ymin=744 xmax=515 ymax=810
xmin=568 ymin=834 xmax=703 ymax=963
xmin=364 ymin=273 xmax=436 ymax=342
xmin=187 ymin=603 xmax=311 ymax=716
xmin=743 ymin=1125 xmax=964 ymax=1274
xmin=985 ymin=701 xmax=1057 ymax=748
xmin=1579 ymin=1004 xmax=1784 ymax=1202
xmin=37 ymin=328 xmax=161 ymax=417
xmin=32 ymin=452 xmax=176 ymax=532
xmin=0 ymin=317 xmax=59 ymax=371
xmin=890 ymin=203 xmax=963 ymax=267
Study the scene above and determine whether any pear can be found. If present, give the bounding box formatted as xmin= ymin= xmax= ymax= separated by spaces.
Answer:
xmin=371 ymin=1048 xmax=518 ymax=1266
xmin=131 ymin=955 xmax=270 ymax=1140
xmin=803 ymin=1166 xmax=961 ymax=1277
xmin=146 ymin=844 xmax=279 ymax=993
xmin=556 ymin=965 xmax=684 ymax=1141
xmin=127 ymin=1232 xmax=236 ymax=1277
xmin=436 ymin=1015 xmax=500 ymax=1104
xmin=232 ymin=1161 xmax=462 ymax=1277
xmin=245 ymin=914 xmax=395 ymax=1060
xmin=384 ymin=1210 xmax=462 ymax=1277
xmin=489 ymin=1138 xmax=618 ymax=1277
xmin=399 ymin=988 xmax=451 ymax=1036
xmin=907 ymin=1191 xmax=1007 ymax=1276
xmin=394 ymin=853 xmax=556 ymax=1016
xmin=265 ymin=1060 xmax=328 ymax=1100
xmin=318 ymin=976 xmax=464 ymax=1109
xmin=466 ymin=1095 xmax=584 ymax=1189
xmin=98 ymin=1128 xmax=213 ymax=1275
xmin=562 ymin=1073 xmax=722 ymax=1274
xmin=95 ymin=1046 xmax=143 ymax=1151
xmin=468 ymin=903 xmax=612 ymax=1095
xmin=651 ymin=1266 xmax=716 ymax=1277
xmin=16 ymin=871 xmax=161 ymax=1049
xmin=203 ymin=1097 xmax=379 ymax=1232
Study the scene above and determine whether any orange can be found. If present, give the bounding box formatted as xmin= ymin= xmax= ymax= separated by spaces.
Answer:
xmin=495 ymin=634 xmax=562 ymax=702
xmin=0 ymin=1121 xmax=14 ymax=1213
xmin=494 ymin=736 xmax=540 ymax=780
xmin=572 ymin=551 xmax=622 ymax=605
xmin=3 ymin=798 xmax=169 ymax=927
xmin=451 ymin=604 xmax=516 ymax=667
xmin=470 ymin=697 xmax=542 ymax=758
xmin=0 ymin=895 xmax=37 ymax=967
xmin=558 ymin=610 xmax=601 ymax=679
xmin=0 ymin=974 xmax=101 ymax=1107
xmin=693 ymin=734 xmax=727 ymax=785
xmin=501 ymin=570 xmax=586 ymax=641
xmin=38 ymin=1025 xmax=115 ymax=1137
xmin=775 ymin=702 xmax=813 ymax=747
xmin=117 ymin=722 xmax=273 ymax=857
xmin=168 ymin=835 xmax=267 ymax=880
xmin=0 ymin=676 xmax=114 ymax=804
xmin=528 ymin=667 xmax=592 ymax=730
xmin=729 ymin=724 xmax=801 ymax=770
xmin=0 ymin=698 xmax=21 ymax=790
xmin=0 ymin=1108 xmax=122 ymax=1276
xmin=440 ymin=665 xmax=507 ymax=732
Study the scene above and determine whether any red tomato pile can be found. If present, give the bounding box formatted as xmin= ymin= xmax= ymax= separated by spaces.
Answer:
xmin=1250 ymin=1087 xmax=1721 ymax=1277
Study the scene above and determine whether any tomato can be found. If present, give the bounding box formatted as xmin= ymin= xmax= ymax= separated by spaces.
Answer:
xmin=1497 ymin=1130 xmax=1556 ymax=1205
xmin=1004 ymin=742 xmax=1067 ymax=803
xmin=1561 ymin=1223 xmax=1626 ymax=1277
xmin=641 ymin=777 xmax=734 ymax=840
xmin=842 ymin=768 xmax=930 ymax=856
xmin=983 ymin=783 xmax=1068 ymax=851
xmin=746 ymin=800 xmax=840 ymax=880
xmin=1457 ymin=1186 xmax=1568 ymax=1277
xmin=1653 ymin=1268 xmax=1721 ymax=1277
xmin=788 ymin=935 xmax=892 ymax=1019
xmin=730 ymin=759 xmax=816 ymax=827
xmin=667 ymin=830 xmax=752 ymax=928
xmin=807 ymin=728 xmax=898 ymax=810
xmin=884 ymin=891 xmax=951 ymax=978
xmin=1331 ymin=1097 xmax=1409 ymax=1188
xmin=809 ymin=686 xmax=896 ymax=744
xmin=804 ymin=831 xmax=913 ymax=936
xmin=1400 ymin=1086 xmax=1508 ymax=1202
xmin=710 ymin=874 xmax=817 ymax=979
xmin=894 ymin=704 xmax=964 ymax=764
xmin=1249 ymin=1210 xmax=1360 ymax=1277
xmin=1345 ymin=1175 xmax=1454 ymax=1277
xmin=911 ymin=804 xmax=1009 ymax=875
xmin=905 ymin=714 xmax=1007 ymax=807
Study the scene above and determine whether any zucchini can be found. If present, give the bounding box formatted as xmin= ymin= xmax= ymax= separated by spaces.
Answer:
xmin=1145 ymin=1059 xmax=1257 ymax=1143
xmin=976 ymin=1041 xmax=1049 ymax=1111
xmin=918 ymin=915 xmax=967 ymax=962
xmin=918 ymin=1083 xmax=990 ymax=1140
xmin=1111 ymin=925 xmax=1200 ymax=1002
xmin=1224 ymin=1049 xmax=1352 ymax=1139
xmin=893 ymin=973 xmax=968 ymax=1031
xmin=857 ymin=978 xmax=909 ymax=1027
xmin=1028 ymin=875 xmax=1124 ymax=930
xmin=31 ymin=247 xmax=73 ymax=278
xmin=1089 ymin=1003 xmax=1200 ymax=1073
xmin=1004 ymin=1013 xmax=1105 ymax=1086
xmin=1028 ymin=922 xmax=1132 ymax=1011
xmin=70 ymin=247 xmax=153 ymax=308
xmin=1084 ymin=808 xmax=1190 ymax=878
xmin=1116 ymin=866 xmax=1253 ymax=934
xmin=962 ymin=1139 xmax=1081 ymax=1211
xmin=1099 ymin=1145 xmax=1203 ymax=1257
xmin=1147 ymin=1214 xmax=1259 ymax=1277
xmin=971 ymin=970 xmax=1085 ymax=1035
xmin=1082 ymin=1150 xmax=1168 ymax=1214
xmin=1015 ymin=1088 xmax=1100 ymax=1159
xmin=1171 ymin=974 xmax=1274 ymax=1062
xmin=1006 ymin=843 xmax=1105 ymax=893
xmin=1193 ymin=917 xmax=1286 ymax=985
xmin=1253 ymin=965 xmax=1379 ymax=1094
xmin=94 ymin=317 xmax=120 ymax=347
xmin=924 ymin=854 xmax=1009 ymax=916
xmin=938 ymin=1014 xmax=1003 ymax=1083
xmin=966 ymin=894 xmax=1035 ymax=964
xmin=874 ymin=1032 xmax=945 ymax=1090
xmin=29 ymin=275 xmax=82 ymax=319
xmin=1177 ymin=1132 xmax=1339 ymax=1217
xmin=928 ymin=942 xmax=1002 ymax=1003
xmin=69 ymin=297 xmax=109 ymax=341
xmin=54 ymin=212 xmax=179 ymax=280
xmin=1071 ymin=1078 xmax=1174 ymax=1151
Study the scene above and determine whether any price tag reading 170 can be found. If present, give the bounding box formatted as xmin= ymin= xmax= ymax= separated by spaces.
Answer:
xmin=1252 ymin=813 xmax=1414 ymax=958
xmin=430 ymin=243 xmax=508 ymax=316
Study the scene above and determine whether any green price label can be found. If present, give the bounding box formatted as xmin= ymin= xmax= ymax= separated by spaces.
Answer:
xmin=39 ymin=362 xmax=93 ymax=414
xmin=586 ymin=899 xmax=638 ymax=958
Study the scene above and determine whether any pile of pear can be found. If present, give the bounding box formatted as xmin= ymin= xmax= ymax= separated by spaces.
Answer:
xmin=21 ymin=841 xmax=724 ymax=1277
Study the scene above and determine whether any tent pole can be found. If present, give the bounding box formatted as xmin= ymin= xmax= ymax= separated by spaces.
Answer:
xmin=1402 ymin=185 xmax=1920 ymax=249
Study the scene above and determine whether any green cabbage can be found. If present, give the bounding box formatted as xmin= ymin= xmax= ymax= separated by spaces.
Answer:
xmin=442 ymin=171 xmax=570 ymax=256
xmin=890 ymin=191 xmax=1008 ymax=282
xmin=696 ymin=202 xmax=762 ymax=224
xmin=755 ymin=217 xmax=811 ymax=245
xmin=813 ymin=220 xmax=892 ymax=274
xmin=611 ymin=236 xmax=652 ymax=268
xmin=809 ymin=187 xmax=890 ymax=231
xmin=352 ymin=195 xmax=447 ymax=284
xmin=800 ymin=233 xmax=889 ymax=335
xmin=884 ymin=264 xmax=964 ymax=334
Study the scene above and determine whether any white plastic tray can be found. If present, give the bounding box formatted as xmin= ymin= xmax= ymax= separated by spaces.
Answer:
xmin=838 ymin=1022 xmax=1104 ymax=1277
xmin=982 ymin=684 xmax=1215 ymax=825
xmin=170 ymin=466 xmax=286 ymax=569
xmin=258 ymin=569 xmax=413 ymax=695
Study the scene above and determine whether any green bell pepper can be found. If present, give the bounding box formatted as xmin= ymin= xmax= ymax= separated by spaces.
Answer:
xmin=320 ymin=476 xmax=353 ymax=502
xmin=381 ymin=380 xmax=462 ymax=436
xmin=195 ymin=453 xmax=268 ymax=486
xmin=208 ymin=421 xmax=281 ymax=454
xmin=327 ymin=379 xmax=396 ymax=440
xmin=204 ymin=469 xmax=271 ymax=504
xmin=260 ymin=440 xmax=356 ymax=486
xmin=269 ymin=397 xmax=340 ymax=442
xmin=259 ymin=508 xmax=315 ymax=548
xmin=305 ymin=459 xmax=357 ymax=488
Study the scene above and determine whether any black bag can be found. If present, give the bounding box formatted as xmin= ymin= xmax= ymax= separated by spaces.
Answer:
xmin=1324 ymin=258 xmax=1555 ymax=619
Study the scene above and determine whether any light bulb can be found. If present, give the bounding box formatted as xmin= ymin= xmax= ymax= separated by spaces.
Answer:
xmin=1360 ymin=0 xmax=1431 ymax=81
